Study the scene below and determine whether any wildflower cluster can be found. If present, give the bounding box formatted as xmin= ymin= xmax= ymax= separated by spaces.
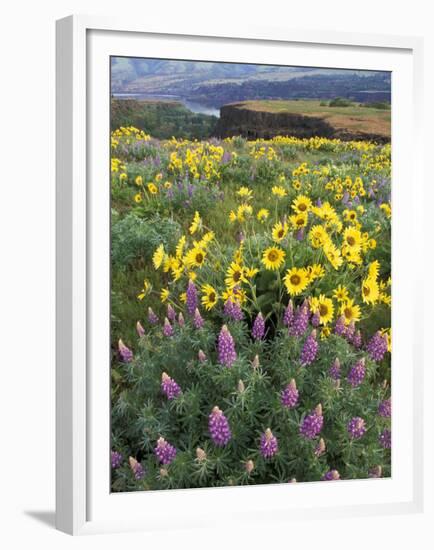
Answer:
xmin=111 ymin=129 xmax=391 ymax=492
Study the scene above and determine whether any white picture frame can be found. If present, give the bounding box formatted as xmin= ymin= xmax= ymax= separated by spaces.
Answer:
xmin=56 ymin=14 xmax=424 ymax=535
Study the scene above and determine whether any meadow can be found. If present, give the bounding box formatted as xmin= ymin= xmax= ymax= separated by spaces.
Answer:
xmin=110 ymin=127 xmax=391 ymax=491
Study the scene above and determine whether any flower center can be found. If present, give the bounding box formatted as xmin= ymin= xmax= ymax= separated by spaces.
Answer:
xmin=268 ymin=250 xmax=278 ymax=262
xmin=209 ymin=292 xmax=216 ymax=302
xmin=347 ymin=236 xmax=356 ymax=246
xmin=319 ymin=304 xmax=328 ymax=316
xmin=290 ymin=274 xmax=301 ymax=285
xmin=344 ymin=307 xmax=353 ymax=319
xmin=233 ymin=271 xmax=241 ymax=282
xmin=196 ymin=253 xmax=204 ymax=263
xmin=299 ymin=203 xmax=307 ymax=212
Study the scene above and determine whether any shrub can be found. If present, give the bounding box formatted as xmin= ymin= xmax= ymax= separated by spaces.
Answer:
xmin=329 ymin=97 xmax=352 ymax=107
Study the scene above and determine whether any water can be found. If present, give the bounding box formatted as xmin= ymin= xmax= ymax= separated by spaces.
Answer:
xmin=112 ymin=93 xmax=220 ymax=118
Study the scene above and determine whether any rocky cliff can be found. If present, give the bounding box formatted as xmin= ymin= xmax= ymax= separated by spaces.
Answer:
xmin=215 ymin=104 xmax=389 ymax=143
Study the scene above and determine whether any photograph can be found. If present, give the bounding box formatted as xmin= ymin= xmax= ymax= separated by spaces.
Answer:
xmin=109 ymin=56 xmax=392 ymax=492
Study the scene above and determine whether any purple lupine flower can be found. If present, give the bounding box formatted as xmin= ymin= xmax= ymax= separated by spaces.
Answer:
xmin=281 ymin=379 xmax=299 ymax=409
xmin=329 ymin=358 xmax=341 ymax=380
xmin=252 ymin=312 xmax=265 ymax=340
xmin=300 ymin=404 xmax=324 ymax=439
xmin=148 ymin=307 xmax=159 ymax=325
xmin=186 ymin=280 xmax=198 ymax=315
xmin=283 ymin=300 xmax=294 ymax=327
xmin=193 ymin=308 xmax=204 ymax=329
xmin=351 ymin=329 xmax=362 ymax=348
xmin=129 ymin=457 xmax=145 ymax=480
xmin=161 ymin=372 xmax=181 ymax=400
xmin=224 ymin=298 xmax=244 ymax=321
xmin=260 ymin=428 xmax=279 ymax=458
xmin=367 ymin=331 xmax=388 ymax=362
xmin=296 ymin=228 xmax=305 ymax=241
xmin=334 ymin=314 xmax=346 ymax=336
xmin=316 ymin=198 xmax=322 ymax=207
xmin=163 ymin=317 xmax=173 ymax=337
xmin=311 ymin=310 xmax=321 ymax=327
xmin=300 ymin=330 xmax=319 ymax=366
xmin=178 ymin=312 xmax=185 ymax=327
xmin=118 ymin=339 xmax=133 ymax=363
xmin=154 ymin=437 xmax=177 ymax=465
xmin=344 ymin=321 xmax=356 ymax=342
xmin=136 ymin=321 xmax=145 ymax=338
xmin=315 ymin=438 xmax=326 ymax=457
xmin=198 ymin=349 xmax=207 ymax=363
xmin=209 ymin=406 xmax=232 ymax=446
xmin=289 ymin=301 xmax=310 ymax=337
xmin=378 ymin=398 xmax=391 ymax=418
xmin=111 ymin=450 xmax=123 ymax=469
xmin=347 ymin=417 xmax=366 ymax=439
xmin=379 ymin=429 xmax=391 ymax=449
xmin=167 ymin=304 xmax=176 ymax=322
xmin=369 ymin=465 xmax=383 ymax=478
xmin=321 ymin=469 xmax=340 ymax=481
xmin=347 ymin=358 xmax=366 ymax=387
xmin=218 ymin=324 xmax=237 ymax=367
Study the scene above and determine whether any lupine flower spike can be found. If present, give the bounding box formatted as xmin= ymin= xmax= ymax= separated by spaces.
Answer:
xmin=379 ymin=429 xmax=391 ymax=449
xmin=300 ymin=404 xmax=324 ymax=439
xmin=347 ymin=417 xmax=366 ymax=439
xmin=193 ymin=308 xmax=204 ymax=329
xmin=245 ymin=460 xmax=255 ymax=474
xmin=329 ymin=358 xmax=341 ymax=380
xmin=252 ymin=312 xmax=265 ymax=340
xmin=129 ymin=456 xmax=145 ymax=480
xmin=167 ymin=304 xmax=176 ymax=322
xmin=300 ymin=329 xmax=318 ymax=366
xmin=224 ymin=298 xmax=243 ymax=321
xmin=186 ymin=280 xmax=198 ymax=315
xmin=289 ymin=301 xmax=309 ymax=337
xmin=136 ymin=321 xmax=145 ymax=337
xmin=315 ymin=438 xmax=326 ymax=457
xmin=347 ymin=358 xmax=366 ymax=387
xmin=148 ymin=307 xmax=159 ymax=325
xmin=154 ymin=437 xmax=177 ymax=465
xmin=260 ymin=428 xmax=279 ymax=458
xmin=283 ymin=300 xmax=294 ymax=327
xmin=322 ymin=469 xmax=340 ymax=481
xmin=111 ymin=450 xmax=123 ymax=469
xmin=367 ymin=331 xmax=388 ymax=361
xmin=163 ymin=317 xmax=173 ymax=337
xmin=281 ymin=379 xmax=299 ymax=408
xmin=218 ymin=324 xmax=237 ymax=367
xmin=196 ymin=447 xmax=207 ymax=462
xmin=378 ymin=398 xmax=391 ymax=418
xmin=209 ymin=406 xmax=232 ymax=446
xmin=118 ymin=339 xmax=133 ymax=362
xmin=161 ymin=372 xmax=181 ymax=400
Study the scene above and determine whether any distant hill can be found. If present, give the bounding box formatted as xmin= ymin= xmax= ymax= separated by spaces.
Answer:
xmin=111 ymin=58 xmax=390 ymax=108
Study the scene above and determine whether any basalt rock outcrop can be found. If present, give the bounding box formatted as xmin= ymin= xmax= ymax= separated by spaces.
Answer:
xmin=215 ymin=104 xmax=389 ymax=143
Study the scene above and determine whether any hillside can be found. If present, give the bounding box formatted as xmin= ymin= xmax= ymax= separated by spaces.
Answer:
xmin=111 ymin=98 xmax=217 ymax=140
xmin=215 ymin=100 xmax=391 ymax=142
